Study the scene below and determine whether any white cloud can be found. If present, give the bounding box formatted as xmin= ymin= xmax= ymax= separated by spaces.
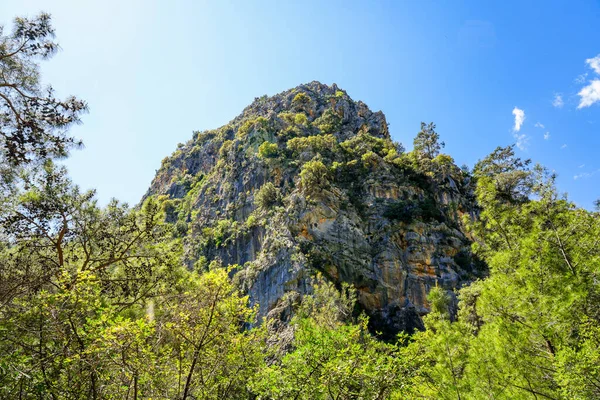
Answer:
xmin=574 ymin=169 xmax=600 ymax=180
xmin=577 ymin=79 xmax=600 ymax=108
xmin=586 ymin=54 xmax=600 ymax=74
xmin=534 ymin=122 xmax=545 ymax=128
xmin=579 ymin=164 xmax=585 ymax=168
xmin=513 ymin=132 xmax=528 ymax=151
xmin=552 ymin=94 xmax=564 ymax=108
xmin=561 ymin=144 xmax=568 ymax=149
xmin=575 ymin=73 xmax=588 ymax=84
xmin=510 ymin=107 xmax=527 ymax=149
xmin=576 ymin=54 xmax=600 ymax=108
xmin=512 ymin=107 xmax=525 ymax=131
xmin=544 ymin=132 xmax=550 ymax=140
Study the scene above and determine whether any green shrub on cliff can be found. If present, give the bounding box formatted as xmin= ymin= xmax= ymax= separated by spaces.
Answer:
xmin=237 ymin=116 xmax=270 ymax=138
xmin=300 ymin=158 xmax=330 ymax=195
xmin=287 ymin=134 xmax=337 ymax=155
xmin=294 ymin=112 xmax=308 ymax=126
xmin=292 ymin=92 xmax=311 ymax=107
xmin=257 ymin=141 xmax=278 ymax=159
xmin=219 ymin=139 xmax=234 ymax=158
xmin=255 ymin=182 xmax=280 ymax=210
xmin=313 ymin=108 xmax=341 ymax=134
xmin=340 ymin=131 xmax=396 ymax=158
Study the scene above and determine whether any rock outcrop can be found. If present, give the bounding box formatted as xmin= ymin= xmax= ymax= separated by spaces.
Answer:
xmin=144 ymin=81 xmax=483 ymax=338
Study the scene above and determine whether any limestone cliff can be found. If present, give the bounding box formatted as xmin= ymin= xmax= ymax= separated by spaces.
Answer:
xmin=144 ymin=81 xmax=483 ymax=338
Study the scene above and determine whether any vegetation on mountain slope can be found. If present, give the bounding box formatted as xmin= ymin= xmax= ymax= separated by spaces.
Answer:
xmin=145 ymin=80 xmax=481 ymax=339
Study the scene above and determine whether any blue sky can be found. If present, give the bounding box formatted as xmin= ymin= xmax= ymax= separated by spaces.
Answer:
xmin=1 ymin=1 xmax=599 ymax=208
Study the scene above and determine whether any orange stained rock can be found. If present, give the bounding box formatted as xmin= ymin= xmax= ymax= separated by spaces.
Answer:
xmin=318 ymin=217 xmax=330 ymax=224
xmin=299 ymin=225 xmax=313 ymax=240
xmin=412 ymin=263 xmax=436 ymax=277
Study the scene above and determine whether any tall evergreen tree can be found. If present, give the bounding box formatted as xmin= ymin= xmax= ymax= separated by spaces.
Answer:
xmin=0 ymin=13 xmax=87 ymax=168
xmin=413 ymin=122 xmax=444 ymax=159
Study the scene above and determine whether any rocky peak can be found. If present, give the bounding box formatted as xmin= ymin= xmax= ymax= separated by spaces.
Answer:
xmin=236 ymin=81 xmax=389 ymax=140
xmin=144 ymin=82 xmax=482 ymax=339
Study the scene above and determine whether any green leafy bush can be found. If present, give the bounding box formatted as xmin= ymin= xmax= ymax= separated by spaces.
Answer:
xmin=254 ymin=182 xmax=280 ymax=210
xmin=237 ymin=116 xmax=270 ymax=138
xmin=219 ymin=140 xmax=233 ymax=158
xmin=361 ymin=150 xmax=379 ymax=168
xmin=313 ymin=108 xmax=341 ymax=134
xmin=300 ymin=159 xmax=330 ymax=195
xmin=161 ymin=198 xmax=178 ymax=221
xmin=213 ymin=219 xmax=237 ymax=247
xmin=174 ymin=220 xmax=188 ymax=237
xmin=340 ymin=131 xmax=396 ymax=158
xmin=292 ymin=92 xmax=311 ymax=107
xmin=432 ymin=153 xmax=458 ymax=176
xmin=287 ymin=134 xmax=337 ymax=155
xmin=279 ymin=111 xmax=309 ymax=128
xmin=257 ymin=141 xmax=278 ymax=159
xmin=294 ymin=112 xmax=308 ymax=126
xmin=427 ymin=286 xmax=451 ymax=317
xmin=245 ymin=214 xmax=258 ymax=228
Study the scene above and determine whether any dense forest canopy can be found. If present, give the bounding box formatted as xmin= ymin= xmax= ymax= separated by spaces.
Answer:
xmin=1 ymin=13 xmax=599 ymax=400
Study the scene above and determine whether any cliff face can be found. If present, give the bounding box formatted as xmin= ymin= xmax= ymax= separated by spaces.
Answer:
xmin=145 ymin=81 xmax=482 ymax=338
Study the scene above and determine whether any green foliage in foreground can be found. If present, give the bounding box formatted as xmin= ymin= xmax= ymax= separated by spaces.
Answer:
xmin=1 ymin=13 xmax=599 ymax=397
xmin=251 ymin=280 xmax=414 ymax=400
xmin=0 ymin=165 xmax=411 ymax=399
xmin=401 ymin=151 xmax=600 ymax=399
xmin=0 ymin=164 xmax=265 ymax=399
xmin=2 ymin=157 xmax=599 ymax=399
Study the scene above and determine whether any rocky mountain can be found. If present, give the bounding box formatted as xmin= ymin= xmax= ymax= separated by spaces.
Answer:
xmin=144 ymin=81 xmax=484 ymax=338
